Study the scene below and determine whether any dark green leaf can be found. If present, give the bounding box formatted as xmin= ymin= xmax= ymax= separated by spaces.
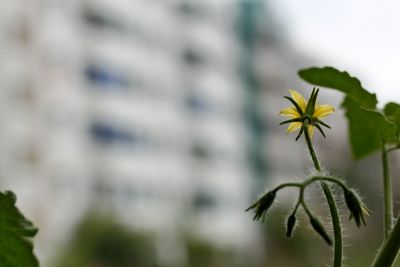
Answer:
xmin=298 ymin=66 xmax=377 ymax=108
xmin=384 ymin=102 xmax=400 ymax=140
xmin=361 ymin=109 xmax=398 ymax=143
xmin=0 ymin=191 xmax=39 ymax=267
xmin=342 ymin=97 xmax=397 ymax=158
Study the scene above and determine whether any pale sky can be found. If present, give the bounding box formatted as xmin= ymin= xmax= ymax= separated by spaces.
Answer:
xmin=269 ymin=0 xmax=400 ymax=106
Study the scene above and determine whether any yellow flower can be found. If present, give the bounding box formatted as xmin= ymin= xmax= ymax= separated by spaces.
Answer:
xmin=280 ymin=89 xmax=334 ymax=138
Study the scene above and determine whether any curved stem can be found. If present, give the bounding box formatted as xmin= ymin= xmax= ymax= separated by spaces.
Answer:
xmin=293 ymin=193 xmax=302 ymax=214
xmin=299 ymin=187 xmax=314 ymax=219
xmin=303 ymin=120 xmax=342 ymax=267
xmin=273 ymin=183 xmax=302 ymax=192
xmin=371 ymin=214 xmax=400 ymax=267
xmin=304 ymin=176 xmax=347 ymax=191
xmin=382 ymin=145 xmax=393 ymax=240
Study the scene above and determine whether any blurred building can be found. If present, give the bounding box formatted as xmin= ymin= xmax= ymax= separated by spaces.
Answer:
xmin=0 ymin=0 xmax=283 ymax=266
xmin=0 ymin=0 xmax=333 ymax=266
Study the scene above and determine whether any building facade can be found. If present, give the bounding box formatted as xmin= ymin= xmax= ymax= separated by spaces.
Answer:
xmin=0 ymin=0 xmax=278 ymax=265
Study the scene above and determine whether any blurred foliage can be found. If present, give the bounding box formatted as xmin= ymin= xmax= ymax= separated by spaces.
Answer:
xmin=50 ymin=171 xmax=400 ymax=267
xmin=53 ymin=212 xmax=253 ymax=267
xmin=53 ymin=213 xmax=157 ymax=267
xmin=184 ymin=236 xmax=241 ymax=267
xmin=259 ymin=206 xmax=331 ymax=267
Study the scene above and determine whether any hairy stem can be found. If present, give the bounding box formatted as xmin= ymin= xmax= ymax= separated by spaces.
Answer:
xmin=382 ymin=145 xmax=393 ymax=240
xmin=300 ymin=189 xmax=312 ymax=217
xmin=304 ymin=120 xmax=342 ymax=267
xmin=304 ymin=176 xmax=347 ymax=190
xmin=304 ymin=121 xmax=322 ymax=172
xmin=273 ymin=183 xmax=302 ymax=192
xmin=321 ymin=182 xmax=342 ymax=267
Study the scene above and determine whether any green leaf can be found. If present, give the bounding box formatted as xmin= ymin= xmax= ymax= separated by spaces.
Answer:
xmin=343 ymin=97 xmax=397 ymax=158
xmin=297 ymin=66 xmax=398 ymax=158
xmin=384 ymin=102 xmax=400 ymax=140
xmin=0 ymin=191 xmax=39 ymax=267
xmin=298 ymin=66 xmax=377 ymax=108
xmin=384 ymin=102 xmax=400 ymax=123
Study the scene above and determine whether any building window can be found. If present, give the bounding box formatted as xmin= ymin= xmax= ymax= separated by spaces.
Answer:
xmin=191 ymin=142 xmax=211 ymax=160
xmin=185 ymin=93 xmax=221 ymax=116
xmin=82 ymin=7 xmax=127 ymax=34
xmin=193 ymin=191 xmax=217 ymax=210
xmin=90 ymin=122 xmax=136 ymax=146
xmin=177 ymin=2 xmax=207 ymax=18
xmin=183 ymin=48 xmax=204 ymax=65
xmin=85 ymin=64 xmax=131 ymax=90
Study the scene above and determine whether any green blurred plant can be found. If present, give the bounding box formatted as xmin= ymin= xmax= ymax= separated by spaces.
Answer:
xmin=53 ymin=212 xmax=157 ymax=267
xmin=248 ymin=67 xmax=400 ymax=267
xmin=184 ymin=236 xmax=239 ymax=267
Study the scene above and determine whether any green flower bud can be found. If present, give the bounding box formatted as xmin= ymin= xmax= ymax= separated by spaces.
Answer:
xmin=246 ymin=191 xmax=276 ymax=222
xmin=309 ymin=216 xmax=332 ymax=246
xmin=344 ymin=189 xmax=370 ymax=227
xmin=286 ymin=213 xmax=297 ymax=238
xmin=305 ymin=88 xmax=319 ymax=117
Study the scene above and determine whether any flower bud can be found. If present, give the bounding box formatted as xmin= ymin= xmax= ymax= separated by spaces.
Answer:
xmin=246 ymin=191 xmax=276 ymax=222
xmin=286 ymin=213 xmax=297 ymax=238
xmin=344 ymin=189 xmax=370 ymax=227
xmin=305 ymin=88 xmax=319 ymax=117
xmin=309 ymin=216 xmax=332 ymax=246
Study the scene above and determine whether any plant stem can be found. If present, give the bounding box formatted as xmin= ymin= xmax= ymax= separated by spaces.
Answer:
xmin=304 ymin=120 xmax=342 ymax=267
xmin=304 ymin=176 xmax=347 ymax=190
xmin=300 ymin=189 xmax=312 ymax=217
xmin=382 ymin=145 xmax=393 ymax=240
xmin=371 ymin=215 xmax=400 ymax=267
xmin=273 ymin=183 xmax=302 ymax=192
xmin=303 ymin=122 xmax=322 ymax=172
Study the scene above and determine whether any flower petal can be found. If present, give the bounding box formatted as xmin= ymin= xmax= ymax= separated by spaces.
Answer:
xmin=289 ymin=89 xmax=307 ymax=112
xmin=286 ymin=122 xmax=302 ymax=133
xmin=280 ymin=107 xmax=301 ymax=118
xmin=308 ymin=125 xmax=315 ymax=137
xmin=314 ymin=105 xmax=335 ymax=118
